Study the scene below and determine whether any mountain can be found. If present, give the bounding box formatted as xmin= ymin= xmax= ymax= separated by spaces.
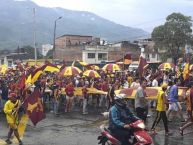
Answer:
xmin=0 ymin=0 xmax=149 ymax=50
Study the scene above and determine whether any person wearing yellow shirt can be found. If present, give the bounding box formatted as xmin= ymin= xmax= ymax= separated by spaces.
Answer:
xmin=4 ymin=93 xmax=23 ymax=145
xmin=127 ymin=74 xmax=133 ymax=87
xmin=151 ymin=84 xmax=169 ymax=136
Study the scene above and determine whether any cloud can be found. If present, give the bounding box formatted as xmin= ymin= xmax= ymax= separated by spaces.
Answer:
xmin=31 ymin=0 xmax=193 ymax=32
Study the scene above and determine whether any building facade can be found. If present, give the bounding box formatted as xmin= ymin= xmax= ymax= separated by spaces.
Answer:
xmin=54 ymin=34 xmax=141 ymax=63
xmin=82 ymin=46 xmax=108 ymax=64
xmin=55 ymin=34 xmax=93 ymax=49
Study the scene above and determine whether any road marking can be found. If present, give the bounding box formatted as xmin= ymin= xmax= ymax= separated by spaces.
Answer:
xmin=0 ymin=114 xmax=28 ymax=145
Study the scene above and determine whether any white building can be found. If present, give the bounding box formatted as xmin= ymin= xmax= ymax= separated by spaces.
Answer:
xmin=82 ymin=46 xmax=108 ymax=64
xmin=42 ymin=44 xmax=53 ymax=56
xmin=138 ymin=38 xmax=161 ymax=62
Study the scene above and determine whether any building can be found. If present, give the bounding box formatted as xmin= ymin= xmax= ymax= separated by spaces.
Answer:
xmin=55 ymin=34 xmax=93 ymax=48
xmin=137 ymin=38 xmax=161 ymax=62
xmin=42 ymin=44 xmax=53 ymax=56
xmin=82 ymin=46 xmax=108 ymax=64
xmin=0 ymin=53 xmax=32 ymax=67
xmin=55 ymin=34 xmax=99 ymax=61
xmin=55 ymin=34 xmax=140 ymax=63
xmin=108 ymin=41 xmax=140 ymax=61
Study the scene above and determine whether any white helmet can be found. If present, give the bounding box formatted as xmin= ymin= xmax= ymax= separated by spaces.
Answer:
xmin=114 ymin=93 xmax=126 ymax=100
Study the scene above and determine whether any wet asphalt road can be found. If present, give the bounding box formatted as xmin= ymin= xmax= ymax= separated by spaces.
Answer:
xmin=0 ymin=108 xmax=193 ymax=145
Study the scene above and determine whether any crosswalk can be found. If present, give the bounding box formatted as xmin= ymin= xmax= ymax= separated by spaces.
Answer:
xmin=0 ymin=115 xmax=28 ymax=145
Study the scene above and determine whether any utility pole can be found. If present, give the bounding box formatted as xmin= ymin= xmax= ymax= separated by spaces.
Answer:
xmin=52 ymin=16 xmax=62 ymax=63
xmin=33 ymin=8 xmax=37 ymax=65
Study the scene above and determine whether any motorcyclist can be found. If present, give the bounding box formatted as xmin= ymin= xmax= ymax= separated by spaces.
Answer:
xmin=108 ymin=94 xmax=139 ymax=145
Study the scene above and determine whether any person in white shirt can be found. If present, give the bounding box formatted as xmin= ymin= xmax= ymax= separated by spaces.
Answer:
xmin=130 ymin=78 xmax=140 ymax=89
xmin=151 ymin=76 xmax=159 ymax=108
xmin=163 ymin=71 xmax=169 ymax=84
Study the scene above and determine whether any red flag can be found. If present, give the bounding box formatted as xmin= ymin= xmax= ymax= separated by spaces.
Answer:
xmin=124 ymin=54 xmax=132 ymax=65
xmin=60 ymin=60 xmax=66 ymax=71
xmin=16 ymin=62 xmax=24 ymax=72
xmin=17 ymin=73 xmax=26 ymax=90
xmin=115 ymin=54 xmax=132 ymax=64
xmin=24 ymin=88 xmax=45 ymax=126
xmin=138 ymin=56 xmax=149 ymax=76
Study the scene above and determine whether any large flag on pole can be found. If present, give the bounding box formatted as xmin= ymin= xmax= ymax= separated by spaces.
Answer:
xmin=138 ymin=56 xmax=149 ymax=77
xmin=124 ymin=54 xmax=132 ymax=65
xmin=24 ymin=88 xmax=45 ymax=126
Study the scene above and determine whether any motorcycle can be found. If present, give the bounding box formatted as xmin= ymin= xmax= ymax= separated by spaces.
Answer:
xmin=98 ymin=120 xmax=152 ymax=145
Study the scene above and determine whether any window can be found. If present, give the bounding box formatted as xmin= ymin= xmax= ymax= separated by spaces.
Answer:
xmin=88 ymin=53 xmax=95 ymax=59
xmin=98 ymin=53 xmax=107 ymax=61
xmin=152 ymin=53 xmax=156 ymax=58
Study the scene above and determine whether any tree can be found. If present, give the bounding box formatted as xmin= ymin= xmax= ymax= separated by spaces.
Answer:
xmin=19 ymin=45 xmax=43 ymax=59
xmin=46 ymin=49 xmax=53 ymax=59
xmin=152 ymin=13 xmax=193 ymax=64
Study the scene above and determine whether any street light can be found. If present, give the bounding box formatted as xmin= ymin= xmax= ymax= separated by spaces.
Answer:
xmin=52 ymin=16 xmax=62 ymax=62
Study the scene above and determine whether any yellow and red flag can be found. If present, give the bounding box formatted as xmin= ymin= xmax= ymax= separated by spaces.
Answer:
xmin=43 ymin=61 xmax=59 ymax=72
xmin=30 ymin=64 xmax=47 ymax=84
xmin=24 ymin=88 xmax=45 ymax=126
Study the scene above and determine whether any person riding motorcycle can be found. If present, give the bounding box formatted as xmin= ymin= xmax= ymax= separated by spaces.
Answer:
xmin=108 ymin=94 xmax=139 ymax=145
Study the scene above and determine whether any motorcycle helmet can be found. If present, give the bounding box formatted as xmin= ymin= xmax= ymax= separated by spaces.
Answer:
xmin=114 ymin=93 xmax=127 ymax=108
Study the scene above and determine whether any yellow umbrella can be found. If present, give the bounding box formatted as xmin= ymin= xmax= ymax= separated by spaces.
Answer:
xmin=90 ymin=65 xmax=100 ymax=70
xmin=102 ymin=63 xmax=121 ymax=72
xmin=0 ymin=64 xmax=8 ymax=74
xmin=60 ymin=66 xmax=82 ymax=76
xmin=83 ymin=70 xmax=101 ymax=78
xmin=78 ymin=61 xmax=88 ymax=67
xmin=158 ymin=63 xmax=175 ymax=70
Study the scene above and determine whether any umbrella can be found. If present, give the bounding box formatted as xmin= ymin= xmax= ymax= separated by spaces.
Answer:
xmin=83 ymin=70 xmax=101 ymax=78
xmin=158 ymin=63 xmax=175 ymax=70
xmin=60 ymin=66 xmax=82 ymax=76
xmin=0 ymin=64 xmax=8 ymax=74
xmin=102 ymin=63 xmax=121 ymax=72
xmin=78 ymin=61 xmax=88 ymax=67
xmin=90 ymin=65 xmax=100 ymax=70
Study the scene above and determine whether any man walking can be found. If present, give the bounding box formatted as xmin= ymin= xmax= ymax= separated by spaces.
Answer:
xmin=166 ymin=78 xmax=185 ymax=122
xmin=4 ymin=93 xmax=23 ymax=145
xmin=151 ymin=84 xmax=169 ymax=135
xmin=135 ymin=79 xmax=148 ymax=123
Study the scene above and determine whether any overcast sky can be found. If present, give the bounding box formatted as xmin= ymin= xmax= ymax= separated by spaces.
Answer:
xmin=31 ymin=0 xmax=193 ymax=32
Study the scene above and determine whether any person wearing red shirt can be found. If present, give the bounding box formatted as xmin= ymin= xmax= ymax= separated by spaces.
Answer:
xmin=99 ymin=80 xmax=108 ymax=109
xmin=65 ymin=82 xmax=75 ymax=113
xmin=82 ymin=84 xmax=89 ymax=114
xmin=179 ymin=84 xmax=193 ymax=135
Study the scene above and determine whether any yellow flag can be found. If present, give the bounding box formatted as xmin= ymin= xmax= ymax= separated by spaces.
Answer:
xmin=183 ymin=63 xmax=189 ymax=80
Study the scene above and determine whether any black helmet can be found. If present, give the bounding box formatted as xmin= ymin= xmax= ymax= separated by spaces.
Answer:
xmin=114 ymin=94 xmax=127 ymax=108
